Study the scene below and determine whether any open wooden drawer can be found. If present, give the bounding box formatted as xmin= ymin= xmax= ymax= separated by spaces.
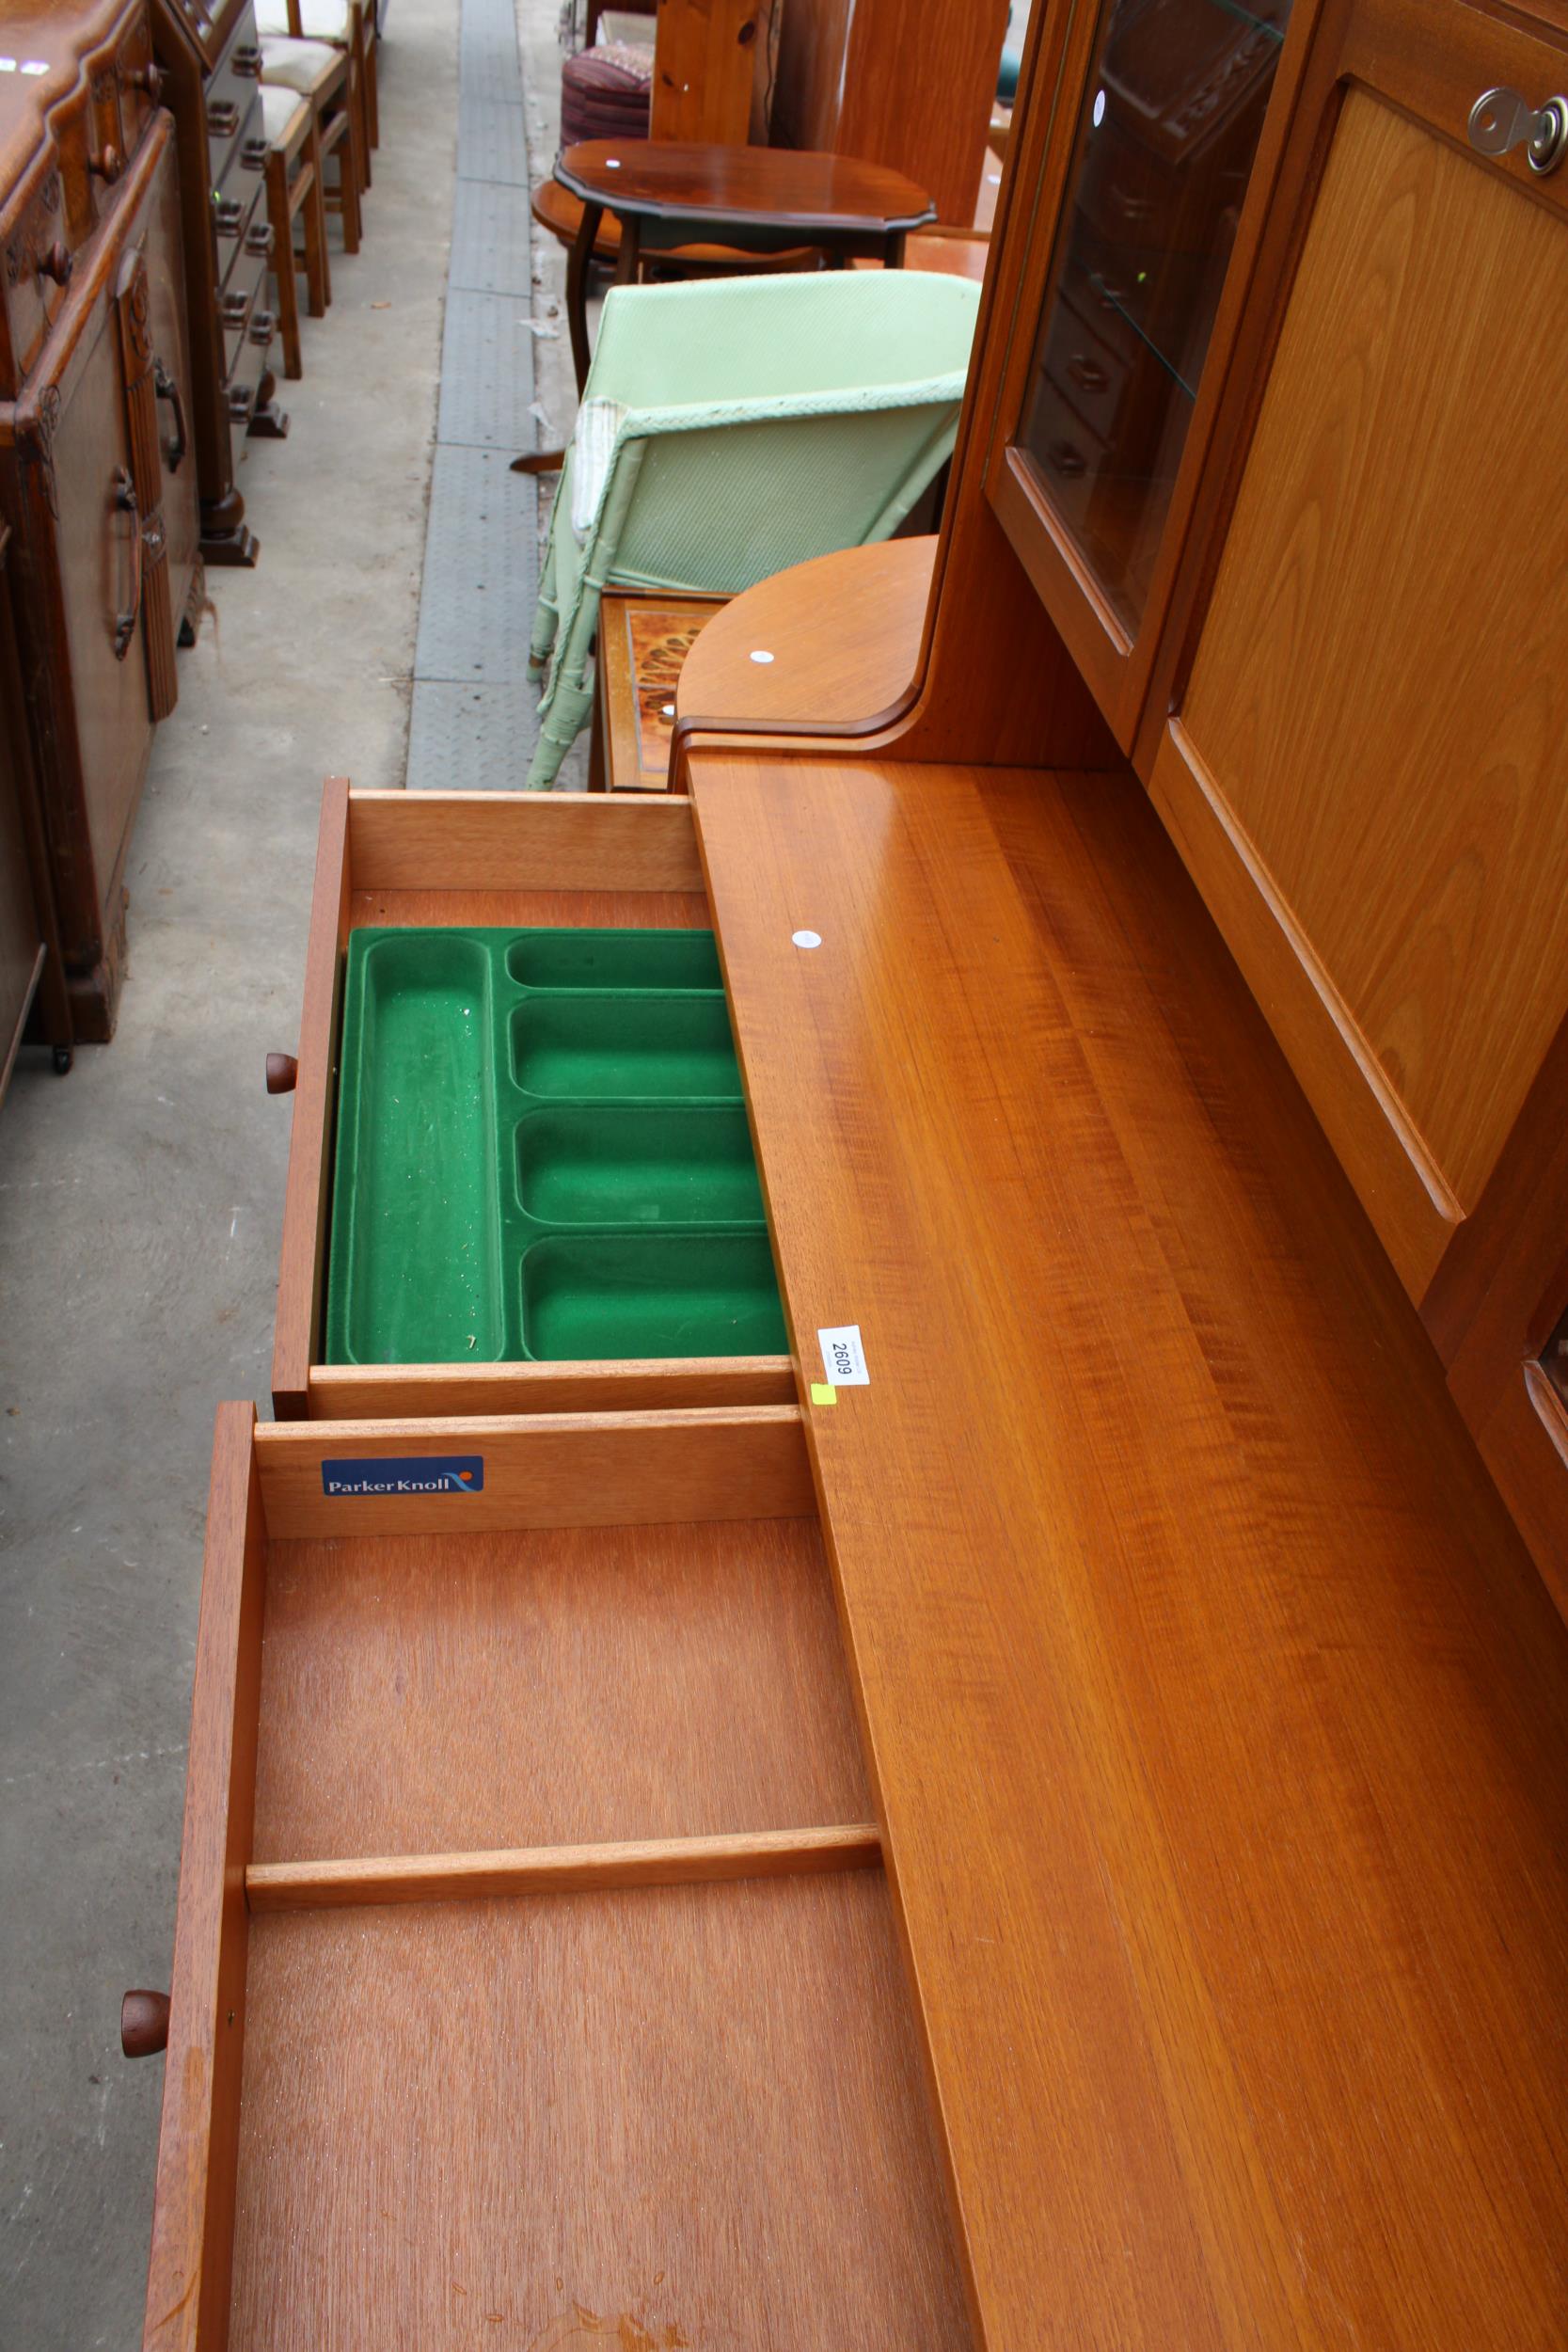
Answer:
xmin=135 ymin=1401 xmax=974 ymax=2350
xmin=271 ymin=783 xmax=798 ymax=1420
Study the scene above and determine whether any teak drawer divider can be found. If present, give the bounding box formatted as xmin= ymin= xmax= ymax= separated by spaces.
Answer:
xmin=245 ymin=1823 xmax=883 ymax=1913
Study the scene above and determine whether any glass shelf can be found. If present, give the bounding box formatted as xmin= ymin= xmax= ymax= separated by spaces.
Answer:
xmin=1018 ymin=0 xmax=1292 ymax=636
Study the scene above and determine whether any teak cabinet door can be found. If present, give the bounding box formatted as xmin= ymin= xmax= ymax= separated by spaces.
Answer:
xmin=1147 ymin=0 xmax=1568 ymax=1309
xmin=983 ymin=0 xmax=1314 ymax=742
xmin=13 ymin=118 xmax=195 ymax=986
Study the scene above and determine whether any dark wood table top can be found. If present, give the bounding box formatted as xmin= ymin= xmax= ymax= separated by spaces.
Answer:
xmin=557 ymin=139 xmax=938 ymax=234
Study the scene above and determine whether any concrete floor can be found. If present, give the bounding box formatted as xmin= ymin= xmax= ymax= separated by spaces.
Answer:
xmin=0 ymin=1 xmax=464 ymax=2339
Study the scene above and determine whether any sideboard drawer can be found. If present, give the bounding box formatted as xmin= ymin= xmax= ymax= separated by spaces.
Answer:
xmin=0 ymin=146 xmax=71 ymax=391
xmin=136 ymin=1403 xmax=971 ymax=2352
xmin=271 ymin=783 xmax=799 ymax=1420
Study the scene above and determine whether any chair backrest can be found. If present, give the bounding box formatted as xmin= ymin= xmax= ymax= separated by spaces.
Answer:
xmin=583 ymin=268 xmax=980 ymax=413
xmin=578 ymin=270 xmax=981 ymax=594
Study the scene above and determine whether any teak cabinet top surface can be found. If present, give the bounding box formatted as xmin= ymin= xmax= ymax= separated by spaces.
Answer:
xmin=690 ymin=749 xmax=1568 ymax=2352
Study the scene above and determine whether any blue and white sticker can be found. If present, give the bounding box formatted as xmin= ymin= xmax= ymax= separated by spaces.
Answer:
xmin=817 ymin=1326 xmax=870 ymax=1388
xmin=322 ymin=1454 xmax=484 ymax=1498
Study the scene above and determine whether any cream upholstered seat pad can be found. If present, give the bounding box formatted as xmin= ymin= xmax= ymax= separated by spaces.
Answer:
xmin=255 ymin=0 xmax=354 ymax=41
xmin=259 ymin=81 xmax=310 ymax=144
xmin=260 ymin=35 xmax=343 ymax=93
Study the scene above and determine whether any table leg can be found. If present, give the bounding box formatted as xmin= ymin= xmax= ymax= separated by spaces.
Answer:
xmin=612 ymin=215 xmax=641 ymax=289
xmin=566 ymin=199 xmax=603 ymax=395
xmin=885 ymin=230 xmax=907 ymax=268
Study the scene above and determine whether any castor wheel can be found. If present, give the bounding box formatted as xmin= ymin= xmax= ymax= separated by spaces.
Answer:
xmin=52 ymin=1045 xmax=72 ymax=1075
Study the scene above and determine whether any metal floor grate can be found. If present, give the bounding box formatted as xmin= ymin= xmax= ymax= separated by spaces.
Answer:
xmin=407 ymin=0 xmax=542 ymax=786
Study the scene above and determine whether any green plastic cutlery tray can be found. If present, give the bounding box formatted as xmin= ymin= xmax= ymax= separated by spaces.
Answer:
xmin=324 ymin=927 xmax=787 ymax=1366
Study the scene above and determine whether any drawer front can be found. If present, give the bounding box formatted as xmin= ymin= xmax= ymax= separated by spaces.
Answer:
xmin=1024 ymin=375 xmax=1104 ymax=535
xmin=0 ymin=150 xmax=71 ymax=392
xmin=137 ymin=1405 xmax=970 ymax=2352
xmin=111 ymin=8 xmax=164 ymax=161
xmin=213 ymin=169 xmax=265 ymax=296
xmin=1040 ymin=288 xmax=1128 ymax=448
xmin=272 ymin=784 xmax=799 ymax=1420
xmin=208 ymin=81 xmax=266 ymax=194
xmin=219 ymin=235 xmax=275 ymax=381
xmin=205 ymin=6 xmax=265 ymax=154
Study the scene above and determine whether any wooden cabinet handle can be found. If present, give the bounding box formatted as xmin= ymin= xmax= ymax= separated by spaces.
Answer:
xmin=127 ymin=60 xmax=165 ymax=103
xmin=36 ymin=240 xmax=73 ymax=288
xmin=111 ymin=468 xmax=144 ymax=660
xmin=154 ymin=359 xmax=187 ymax=473
xmin=266 ymin=1052 xmax=298 ymax=1094
xmin=91 ymin=145 xmax=124 ymax=184
xmin=120 ymin=1989 xmax=169 ymax=2058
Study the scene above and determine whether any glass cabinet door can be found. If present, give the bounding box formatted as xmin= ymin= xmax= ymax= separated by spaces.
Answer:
xmin=1017 ymin=0 xmax=1292 ymax=638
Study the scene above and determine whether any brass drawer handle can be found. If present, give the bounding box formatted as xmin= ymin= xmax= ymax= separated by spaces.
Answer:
xmin=1047 ymin=438 xmax=1086 ymax=481
xmin=240 ymin=135 xmax=269 ymax=171
xmin=248 ymin=307 xmax=276 ymax=346
xmin=208 ymin=98 xmax=240 ymax=135
xmin=244 ymin=219 xmax=276 ymax=258
xmin=214 ymin=193 xmax=245 ymax=234
xmin=230 ymin=41 xmax=262 ymax=75
xmin=1067 ymin=354 xmax=1108 ymax=396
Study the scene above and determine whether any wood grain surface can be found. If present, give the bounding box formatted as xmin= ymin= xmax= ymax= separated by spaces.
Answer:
xmin=690 ymin=752 xmax=1568 ymax=2350
xmin=306 ymin=1355 xmax=797 ymax=1417
xmin=770 ymin=0 xmax=1005 ymax=223
xmin=250 ymin=1512 xmax=869 ymax=1859
xmin=558 ymin=137 xmax=937 ymax=232
xmin=226 ymin=1875 xmax=972 ymax=2350
xmin=347 ymin=789 xmax=707 ymax=894
xmin=141 ymin=1404 xmax=266 ymax=2352
xmin=271 ymin=777 xmax=352 ymax=1420
xmin=1160 ymin=89 xmax=1568 ymax=1291
xmin=246 ymin=1822 xmax=881 ymax=1910
xmin=675 ymin=538 xmax=934 ymax=739
xmin=254 ymin=1407 xmax=814 ymax=1538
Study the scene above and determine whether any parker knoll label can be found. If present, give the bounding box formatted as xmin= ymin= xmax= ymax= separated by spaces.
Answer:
xmin=321 ymin=1455 xmax=484 ymax=1498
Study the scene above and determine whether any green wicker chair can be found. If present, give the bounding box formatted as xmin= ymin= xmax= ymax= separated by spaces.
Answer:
xmin=526 ymin=269 xmax=981 ymax=787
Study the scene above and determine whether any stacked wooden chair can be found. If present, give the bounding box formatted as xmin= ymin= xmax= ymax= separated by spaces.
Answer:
xmin=255 ymin=0 xmax=378 ymax=380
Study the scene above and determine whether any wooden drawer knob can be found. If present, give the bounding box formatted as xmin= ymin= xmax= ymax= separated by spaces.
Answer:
xmin=121 ymin=1989 xmax=170 ymax=2058
xmin=36 ymin=241 xmax=72 ymax=288
xmin=266 ymin=1052 xmax=298 ymax=1095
